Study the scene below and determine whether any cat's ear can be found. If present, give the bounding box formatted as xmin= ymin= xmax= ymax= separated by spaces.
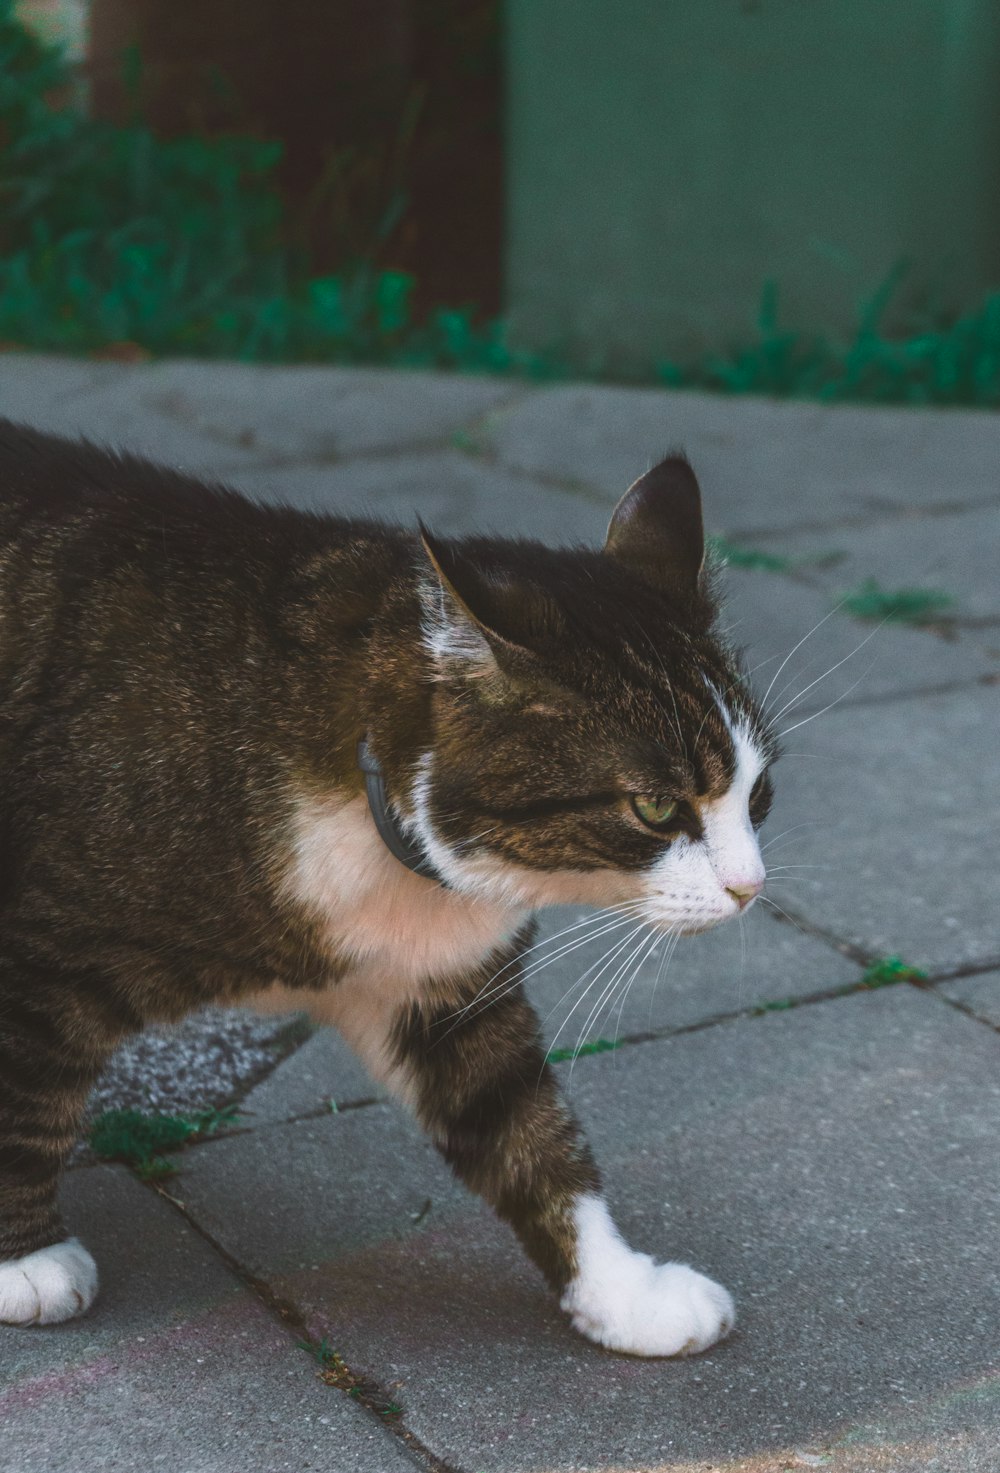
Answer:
xmin=603 ymin=453 xmax=705 ymax=595
xmin=419 ymin=525 xmax=563 ymax=671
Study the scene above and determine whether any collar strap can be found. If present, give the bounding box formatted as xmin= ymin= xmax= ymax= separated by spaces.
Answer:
xmin=357 ymin=737 xmax=444 ymax=884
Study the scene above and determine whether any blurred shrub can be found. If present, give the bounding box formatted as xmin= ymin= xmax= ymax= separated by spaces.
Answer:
xmin=0 ymin=0 xmax=541 ymax=369
xmin=660 ymin=271 xmax=1000 ymax=407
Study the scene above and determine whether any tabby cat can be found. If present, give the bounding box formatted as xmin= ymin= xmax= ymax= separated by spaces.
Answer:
xmin=0 ymin=423 xmax=774 ymax=1355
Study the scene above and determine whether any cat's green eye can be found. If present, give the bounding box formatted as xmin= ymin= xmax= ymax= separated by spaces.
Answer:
xmin=631 ymin=794 xmax=679 ymax=830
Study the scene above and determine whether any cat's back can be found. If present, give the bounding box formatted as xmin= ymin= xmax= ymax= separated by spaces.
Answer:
xmin=0 ymin=420 xmax=414 ymax=750
xmin=0 ymin=417 xmax=289 ymax=549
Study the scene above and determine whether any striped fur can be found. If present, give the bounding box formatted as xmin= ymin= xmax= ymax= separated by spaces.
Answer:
xmin=0 ymin=429 xmax=774 ymax=1351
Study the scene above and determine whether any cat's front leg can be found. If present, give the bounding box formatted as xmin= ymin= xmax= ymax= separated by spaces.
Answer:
xmin=386 ymin=975 xmax=735 ymax=1358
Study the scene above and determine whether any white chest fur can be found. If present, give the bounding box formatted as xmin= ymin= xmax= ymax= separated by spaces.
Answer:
xmin=283 ymin=792 xmax=528 ymax=994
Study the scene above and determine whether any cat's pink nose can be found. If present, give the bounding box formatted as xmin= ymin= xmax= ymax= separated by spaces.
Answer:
xmin=726 ymin=881 xmax=762 ymax=910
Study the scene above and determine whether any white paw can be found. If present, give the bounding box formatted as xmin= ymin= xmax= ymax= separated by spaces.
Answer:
xmin=561 ymin=1195 xmax=735 ymax=1357
xmin=0 ymin=1238 xmax=98 ymax=1326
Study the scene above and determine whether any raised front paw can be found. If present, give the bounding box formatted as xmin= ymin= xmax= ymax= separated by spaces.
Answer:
xmin=560 ymin=1195 xmax=735 ymax=1357
xmin=0 ymin=1238 xmax=98 ymax=1326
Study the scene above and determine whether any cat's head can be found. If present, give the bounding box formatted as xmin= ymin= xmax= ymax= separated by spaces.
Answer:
xmin=409 ymin=455 xmax=776 ymax=935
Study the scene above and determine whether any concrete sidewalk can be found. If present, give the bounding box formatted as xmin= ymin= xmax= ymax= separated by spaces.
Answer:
xmin=2 ymin=355 xmax=999 ymax=1473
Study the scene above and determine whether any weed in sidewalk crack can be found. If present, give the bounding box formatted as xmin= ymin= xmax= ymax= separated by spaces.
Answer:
xmin=88 ymin=1104 xmax=239 ymax=1178
xmin=708 ymin=535 xmax=846 ymax=574
xmin=751 ymin=955 xmax=929 ymax=1017
xmin=839 ymin=578 xmax=954 ymax=626
xmin=299 ymin=1337 xmax=403 ymax=1419
xmin=546 ymin=1036 xmax=623 ymax=1063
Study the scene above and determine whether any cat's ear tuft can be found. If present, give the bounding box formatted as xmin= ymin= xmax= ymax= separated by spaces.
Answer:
xmin=603 ymin=453 xmax=705 ymax=595
xmin=419 ymin=525 xmax=563 ymax=670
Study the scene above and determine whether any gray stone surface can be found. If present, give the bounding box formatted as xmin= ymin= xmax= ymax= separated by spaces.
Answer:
xmin=937 ymin=969 xmax=1000 ymax=1027
xmin=173 ymin=988 xmax=1000 ymax=1472
xmin=176 ymin=1106 xmax=465 ymax=1280
xmin=0 ymin=354 xmax=128 ymax=423
xmin=0 ymin=357 xmax=262 ymax=476
xmin=764 ymin=683 xmax=1000 ymax=972
xmin=4 ymin=356 xmax=998 ymax=1470
xmin=479 ymin=384 xmax=1000 ymax=531
xmin=132 ymin=359 xmax=522 ymax=461
xmin=240 ymin=1028 xmax=383 ymax=1124
xmin=3 ymin=1166 xmax=416 ymax=1473
xmin=719 ymin=563 xmax=998 ymax=711
xmin=526 ymin=903 xmax=858 ymax=1048
xmin=230 ymin=445 xmax=603 ymax=541
xmin=741 ymin=502 xmax=1000 ymax=625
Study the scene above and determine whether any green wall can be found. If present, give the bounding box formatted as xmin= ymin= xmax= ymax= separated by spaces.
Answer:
xmin=506 ymin=0 xmax=1000 ymax=372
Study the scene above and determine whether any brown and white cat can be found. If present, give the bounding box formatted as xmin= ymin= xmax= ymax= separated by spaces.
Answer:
xmin=0 ymin=424 xmax=774 ymax=1355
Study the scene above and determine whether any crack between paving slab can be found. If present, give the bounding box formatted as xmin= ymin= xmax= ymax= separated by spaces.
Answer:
xmin=142 ymin=1175 xmax=460 ymax=1473
xmin=757 ymin=901 xmax=872 ymax=965
xmin=553 ymin=942 xmax=1000 ymax=1062
xmin=758 ymin=901 xmax=1000 ymax=988
xmin=927 ymin=984 xmax=1000 ymax=1038
xmin=233 ymin=436 xmax=619 ymax=514
xmin=139 ymin=373 xmax=534 ymax=472
xmin=548 ymin=966 xmax=936 ymax=1065
xmin=924 ymin=954 xmax=1000 ymax=983
xmin=184 ymin=1094 xmax=387 ymax=1148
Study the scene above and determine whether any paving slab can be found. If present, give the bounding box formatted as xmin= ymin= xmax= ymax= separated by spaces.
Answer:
xmin=763 ymin=682 xmax=1000 ymax=972
xmin=937 ymin=969 xmax=1000 ymax=1028
xmin=230 ymin=445 xmax=603 ymax=542
xmin=525 ymin=903 xmax=858 ymax=1049
xmin=131 ymin=360 xmax=522 ymax=461
xmin=240 ymin=1028 xmax=383 ymax=1125
xmin=3 ymin=1165 xmax=416 ymax=1472
xmin=738 ymin=503 xmax=1000 ymax=626
xmin=719 ymin=564 xmax=998 ymax=711
xmin=0 ymin=353 xmax=129 ymax=423
xmin=175 ymin=1106 xmax=465 ymax=1281
xmin=173 ymin=988 xmax=1000 ymax=1471
xmin=0 ymin=357 xmax=263 ymax=476
xmin=479 ymin=384 xmax=1000 ymax=532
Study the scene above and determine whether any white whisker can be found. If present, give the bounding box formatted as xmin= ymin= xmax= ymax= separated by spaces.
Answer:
xmin=568 ymin=928 xmax=655 ymax=1086
xmin=760 ymin=599 xmax=849 ymax=715
xmin=779 ymin=667 xmax=873 ymax=738
xmin=761 ymin=822 xmax=823 ymax=852
xmin=770 ymin=619 xmax=888 ymax=726
xmin=545 ymin=921 xmax=650 ymax=1067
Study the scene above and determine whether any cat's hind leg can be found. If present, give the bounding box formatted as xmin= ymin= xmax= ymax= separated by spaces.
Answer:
xmin=0 ymin=957 xmax=108 ymax=1326
xmin=319 ymin=954 xmax=734 ymax=1357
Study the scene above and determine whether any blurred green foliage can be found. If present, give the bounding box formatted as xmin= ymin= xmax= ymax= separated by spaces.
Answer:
xmin=0 ymin=1 xmax=543 ymax=370
xmin=661 ymin=271 xmax=1000 ymax=407
xmin=3 ymin=1 xmax=1000 ymax=401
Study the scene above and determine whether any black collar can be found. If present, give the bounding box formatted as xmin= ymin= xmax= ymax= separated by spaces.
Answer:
xmin=357 ymin=737 xmax=444 ymax=884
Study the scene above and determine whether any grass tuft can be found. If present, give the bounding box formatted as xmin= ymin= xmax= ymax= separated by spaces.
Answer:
xmin=707 ymin=536 xmax=796 ymax=573
xmin=88 ymin=1104 xmax=238 ymax=1178
xmin=299 ymin=1338 xmax=402 ymax=1418
xmin=545 ymin=1038 xmax=622 ymax=1064
xmin=838 ymin=579 xmax=954 ymax=626
xmin=858 ymin=956 xmax=929 ymax=988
